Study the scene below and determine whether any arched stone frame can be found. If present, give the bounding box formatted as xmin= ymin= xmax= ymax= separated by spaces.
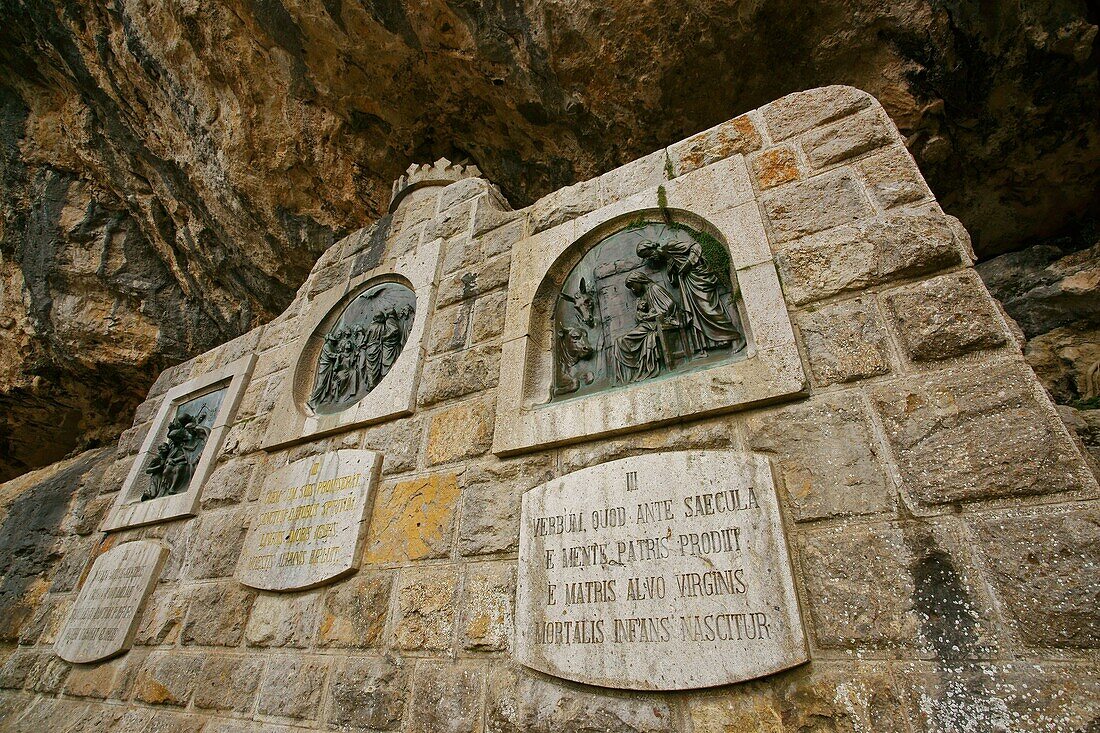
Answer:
xmin=493 ymin=156 xmax=807 ymax=454
xmin=262 ymin=237 xmax=441 ymax=450
xmin=537 ymin=210 xmax=753 ymax=403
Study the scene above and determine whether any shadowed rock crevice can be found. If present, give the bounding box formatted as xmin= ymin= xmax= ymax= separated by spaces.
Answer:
xmin=0 ymin=447 xmax=113 ymax=643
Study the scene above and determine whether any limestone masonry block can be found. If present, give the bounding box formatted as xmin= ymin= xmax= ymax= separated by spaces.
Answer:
xmin=97 ymin=455 xmax=133 ymax=495
xmin=751 ymin=146 xmax=802 ymax=190
xmin=133 ymin=652 xmax=202 ymax=707
xmin=438 ymin=177 xmax=494 ymax=212
xmin=255 ymin=656 xmax=329 ymax=720
xmin=745 ymin=395 xmax=893 ymax=521
xmin=393 ymin=565 xmax=459 ymax=652
xmin=856 ymin=145 xmax=932 ymax=210
xmin=762 ymin=172 xmax=874 ymax=244
xmin=407 ymin=661 xmax=486 ymax=733
xmin=799 ymin=525 xmax=922 ymax=648
xmin=471 ymin=195 xmax=520 ymax=239
xmin=872 ymin=364 xmax=1094 ymax=506
xmin=529 ymin=177 xmax=601 ymax=235
xmin=599 ymin=148 xmax=669 ymax=204
xmin=795 ymin=296 xmax=892 ymax=385
xmin=328 ymin=655 xmax=410 ymax=729
xmin=475 ymin=216 xmax=524 ymax=259
xmin=428 ymin=301 xmax=472 ymax=354
xmin=485 ymin=663 xmax=675 ymax=733
xmin=471 ymin=289 xmax=507 ymax=343
xmin=884 ymin=270 xmax=1009 ymax=362
xmin=135 ymin=588 xmax=186 ymax=646
xmin=667 ymin=114 xmax=762 ymax=177
xmin=461 ymin=562 xmax=515 ymax=652
xmin=180 ymin=583 xmax=255 ymax=647
xmin=425 ymin=199 xmax=475 ymax=241
xmin=426 ymin=398 xmax=495 ymax=465
xmin=359 ymin=417 xmax=422 ymax=475
xmin=199 ymin=455 xmax=261 ymax=508
xmin=192 ymin=655 xmax=263 ymax=712
xmin=800 ymin=106 xmax=893 ymax=169
xmin=762 ymin=85 xmax=874 ymax=141
xmin=115 ymin=422 xmax=150 ymax=457
xmin=62 ymin=655 xmax=137 ymax=700
xmin=182 ymin=507 xmax=249 ymax=580
xmin=317 ymin=571 xmax=392 ymax=648
xmin=441 ymin=234 xmax=477 ymax=278
xmin=364 ymin=473 xmax=459 ymax=563
xmin=689 ymin=665 xmax=909 ymax=733
xmin=436 ymin=253 xmax=511 ymax=307
xmin=898 ymin=662 xmax=1100 ymax=732
xmin=418 ymin=341 xmax=499 ymax=408
xmin=458 ymin=455 xmax=555 ymax=556
xmin=777 ymin=210 xmax=963 ymax=305
xmin=0 ymin=650 xmax=38 ymax=690
xmin=974 ymin=508 xmax=1099 ymax=648
xmin=244 ymin=592 xmax=320 ymax=648
xmin=48 ymin=537 xmax=95 ymax=592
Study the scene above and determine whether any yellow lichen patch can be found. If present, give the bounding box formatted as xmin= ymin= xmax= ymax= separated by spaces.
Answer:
xmin=752 ymin=147 xmax=802 ymax=189
xmin=363 ymin=473 xmax=459 ymax=564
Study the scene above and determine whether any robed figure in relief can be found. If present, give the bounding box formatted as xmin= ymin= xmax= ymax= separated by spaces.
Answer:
xmin=613 ymin=272 xmax=686 ymax=384
xmin=636 ymin=235 xmax=745 ymax=355
xmin=307 ymin=300 xmax=415 ymax=413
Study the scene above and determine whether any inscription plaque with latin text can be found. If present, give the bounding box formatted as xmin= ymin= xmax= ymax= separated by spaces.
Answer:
xmin=236 ymin=449 xmax=382 ymax=591
xmin=55 ymin=540 xmax=167 ymax=664
xmin=515 ymin=451 xmax=807 ymax=690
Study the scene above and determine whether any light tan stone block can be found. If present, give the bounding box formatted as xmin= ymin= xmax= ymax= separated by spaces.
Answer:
xmin=317 ymin=572 xmax=392 ymax=648
xmin=393 ymin=566 xmax=459 ymax=652
xmin=795 ymin=296 xmax=891 ymax=385
xmin=461 ymin=563 xmax=515 ymax=652
xmin=364 ymin=473 xmax=460 ymax=563
xmin=426 ymin=398 xmax=494 ymax=465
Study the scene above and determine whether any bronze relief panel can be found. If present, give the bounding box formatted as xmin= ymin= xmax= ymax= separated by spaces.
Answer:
xmin=308 ymin=282 xmax=416 ymax=415
xmin=552 ymin=222 xmax=747 ymax=401
xmin=140 ymin=386 xmax=225 ymax=501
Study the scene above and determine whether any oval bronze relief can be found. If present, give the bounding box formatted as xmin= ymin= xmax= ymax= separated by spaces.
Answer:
xmin=308 ymin=282 xmax=416 ymax=414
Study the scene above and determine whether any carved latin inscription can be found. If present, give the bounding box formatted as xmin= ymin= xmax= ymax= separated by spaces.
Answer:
xmin=515 ymin=451 xmax=807 ymax=690
xmin=236 ymin=450 xmax=382 ymax=591
xmin=56 ymin=540 xmax=167 ymax=664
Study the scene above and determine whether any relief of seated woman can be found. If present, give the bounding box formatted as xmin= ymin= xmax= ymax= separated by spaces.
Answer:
xmin=612 ymin=271 xmax=688 ymax=384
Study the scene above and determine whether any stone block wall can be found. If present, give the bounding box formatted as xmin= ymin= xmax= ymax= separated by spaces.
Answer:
xmin=1 ymin=86 xmax=1098 ymax=732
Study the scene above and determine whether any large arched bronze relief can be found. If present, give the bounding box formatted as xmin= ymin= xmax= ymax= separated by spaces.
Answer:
xmin=308 ymin=282 xmax=416 ymax=414
xmin=551 ymin=222 xmax=746 ymax=401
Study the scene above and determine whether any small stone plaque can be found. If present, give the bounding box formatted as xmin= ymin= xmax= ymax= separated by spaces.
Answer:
xmin=55 ymin=540 xmax=167 ymax=664
xmin=515 ymin=451 xmax=807 ymax=690
xmin=236 ymin=449 xmax=382 ymax=591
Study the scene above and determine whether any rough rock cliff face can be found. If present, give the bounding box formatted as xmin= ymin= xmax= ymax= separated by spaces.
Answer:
xmin=0 ymin=0 xmax=1097 ymax=479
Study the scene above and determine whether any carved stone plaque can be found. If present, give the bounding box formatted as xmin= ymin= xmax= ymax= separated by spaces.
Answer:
xmin=236 ymin=449 xmax=382 ymax=591
xmin=55 ymin=540 xmax=167 ymax=664
xmin=515 ymin=451 xmax=807 ymax=690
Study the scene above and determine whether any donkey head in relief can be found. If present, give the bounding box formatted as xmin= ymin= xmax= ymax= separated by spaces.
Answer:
xmin=560 ymin=277 xmax=597 ymax=327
